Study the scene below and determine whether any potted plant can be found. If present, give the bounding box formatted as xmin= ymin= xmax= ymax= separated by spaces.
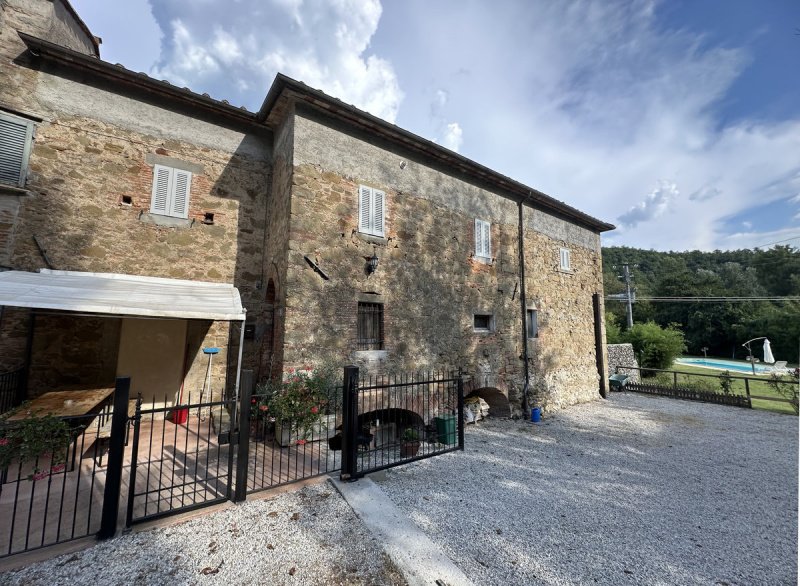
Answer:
xmin=400 ymin=427 xmax=421 ymax=457
xmin=257 ymin=366 xmax=336 ymax=447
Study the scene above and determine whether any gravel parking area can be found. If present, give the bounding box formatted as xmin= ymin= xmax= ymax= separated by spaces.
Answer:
xmin=379 ymin=392 xmax=798 ymax=585
xmin=0 ymin=482 xmax=403 ymax=586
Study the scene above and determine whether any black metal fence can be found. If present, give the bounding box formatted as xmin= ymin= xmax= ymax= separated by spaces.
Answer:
xmin=0 ymin=386 xmax=125 ymax=558
xmin=0 ymin=367 xmax=25 ymax=416
xmin=341 ymin=368 xmax=464 ymax=480
xmin=239 ymin=383 xmax=343 ymax=496
xmin=2 ymin=366 xmax=466 ymax=560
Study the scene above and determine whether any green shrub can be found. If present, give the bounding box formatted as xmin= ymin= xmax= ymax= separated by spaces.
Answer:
xmin=619 ymin=321 xmax=687 ymax=370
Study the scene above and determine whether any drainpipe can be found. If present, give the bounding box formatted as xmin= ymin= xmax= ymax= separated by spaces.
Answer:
xmin=517 ymin=197 xmax=531 ymax=415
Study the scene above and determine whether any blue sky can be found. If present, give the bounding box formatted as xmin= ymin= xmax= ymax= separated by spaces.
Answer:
xmin=71 ymin=0 xmax=800 ymax=252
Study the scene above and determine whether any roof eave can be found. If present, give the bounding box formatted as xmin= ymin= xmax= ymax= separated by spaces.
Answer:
xmin=259 ymin=75 xmax=615 ymax=233
xmin=18 ymin=32 xmax=258 ymax=126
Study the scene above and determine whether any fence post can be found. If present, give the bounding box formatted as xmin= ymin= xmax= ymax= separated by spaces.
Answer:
xmin=125 ymin=394 xmax=142 ymax=529
xmin=98 ymin=377 xmax=131 ymax=540
xmin=340 ymin=365 xmax=359 ymax=481
xmin=457 ymin=372 xmax=465 ymax=451
xmin=234 ymin=370 xmax=253 ymax=502
xmin=673 ymin=371 xmax=677 ymax=389
xmin=745 ymin=378 xmax=752 ymax=408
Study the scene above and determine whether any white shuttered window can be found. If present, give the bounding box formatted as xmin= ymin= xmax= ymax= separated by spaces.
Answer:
xmin=0 ymin=112 xmax=34 ymax=188
xmin=150 ymin=164 xmax=191 ymax=219
xmin=358 ymin=185 xmax=385 ymax=237
xmin=559 ymin=247 xmax=571 ymax=271
xmin=475 ymin=219 xmax=491 ymax=259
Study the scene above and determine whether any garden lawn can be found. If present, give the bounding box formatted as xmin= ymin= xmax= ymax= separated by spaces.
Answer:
xmin=663 ymin=363 xmax=797 ymax=415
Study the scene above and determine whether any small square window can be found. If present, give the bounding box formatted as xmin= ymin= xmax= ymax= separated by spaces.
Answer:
xmin=473 ymin=314 xmax=493 ymax=332
xmin=357 ymin=302 xmax=384 ymax=350
xmin=527 ymin=309 xmax=538 ymax=339
xmin=559 ymin=247 xmax=571 ymax=271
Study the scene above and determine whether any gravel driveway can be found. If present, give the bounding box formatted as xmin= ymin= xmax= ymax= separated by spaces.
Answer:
xmin=2 ymin=392 xmax=796 ymax=585
xmin=379 ymin=392 xmax=798 ymax=585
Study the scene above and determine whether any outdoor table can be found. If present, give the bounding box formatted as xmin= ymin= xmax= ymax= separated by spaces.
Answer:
xmin=3 ymin=388 xmax=115 ymax=474
xmin=4 ymin=388 xmax=115 ymax=422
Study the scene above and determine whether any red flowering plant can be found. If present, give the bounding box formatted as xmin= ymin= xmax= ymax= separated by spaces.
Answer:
xmin=255 ymin=364 xmax=338 ymax=439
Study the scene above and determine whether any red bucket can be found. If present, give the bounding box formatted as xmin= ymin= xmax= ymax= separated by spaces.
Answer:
xmin=168 ymin=407 xmax=189 ymax=425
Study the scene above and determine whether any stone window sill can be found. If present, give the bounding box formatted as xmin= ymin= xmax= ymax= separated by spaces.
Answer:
xmin=355 ymin=232 xmax=388 ymax=246
xmin=139 ymin=212 xmax=192 ymax=228
xmin=0 ymin=184 xmax=29 ymax=196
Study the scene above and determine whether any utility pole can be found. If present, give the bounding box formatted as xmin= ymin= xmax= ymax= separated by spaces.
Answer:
xmin=621 ymin=264 xmax=634 ymax=329
xmin=608 ymin=263 xmax=636 ymax=329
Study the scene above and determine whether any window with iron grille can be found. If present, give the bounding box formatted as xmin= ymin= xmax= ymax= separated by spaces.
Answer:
xmin=357 ymin=302 xmax=384 ymax=350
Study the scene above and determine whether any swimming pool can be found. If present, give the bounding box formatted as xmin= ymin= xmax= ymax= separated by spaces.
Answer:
xmin=675 ymin=357 xmax=772 ymax=374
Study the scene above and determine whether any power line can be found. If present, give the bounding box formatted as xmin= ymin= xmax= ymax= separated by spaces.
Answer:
xmin=752 ymin=234 xmax=800 ymax=250
xmin=607 ymin=296 xmax=800 ymax=303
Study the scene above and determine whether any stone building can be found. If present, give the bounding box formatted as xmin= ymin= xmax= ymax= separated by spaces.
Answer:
xmin=0 ymin=0 xmax=614 ymax=414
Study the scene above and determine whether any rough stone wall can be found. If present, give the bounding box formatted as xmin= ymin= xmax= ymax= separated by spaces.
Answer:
xmin=522 ymin=212 xmax=606 ymax=411
xmin=257 ymin=110 xmax=294 ymax=381
xmin=607 ymin=343 xmax=640 ymax=382
xmin=282 ymin=108 xmax=607 ymax=413
xmin=0 ymin=307 xmax=30 ymax=371
xmin=0 ymin=10 xmax=273 ymax=397
xmin=28 ymin=314 xmax=121 ymax=392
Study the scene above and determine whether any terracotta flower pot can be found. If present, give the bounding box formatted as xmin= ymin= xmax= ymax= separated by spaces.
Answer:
xmin=400 ymin=441 xmax=420 ymax=458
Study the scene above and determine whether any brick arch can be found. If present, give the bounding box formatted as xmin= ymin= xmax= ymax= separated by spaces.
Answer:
xmin=357 ymin=388 xmax=444 ymax=424
xmin=466 ymin=387 xmax=511 ymax=418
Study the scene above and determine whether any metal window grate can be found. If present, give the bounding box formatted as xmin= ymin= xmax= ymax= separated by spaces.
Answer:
xmin=357 ymin=302 xmax=384 ymax=350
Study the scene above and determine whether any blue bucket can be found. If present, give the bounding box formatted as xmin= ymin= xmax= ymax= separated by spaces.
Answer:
xmin=531 ymin=407 xmax=541 ymax=423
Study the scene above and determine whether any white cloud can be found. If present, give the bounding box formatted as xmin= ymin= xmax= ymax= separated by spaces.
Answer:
xmin=377 ymin=0 xmax=800 ymax=250
xmin=149 ymin=0 xmax=402 ymax=121
xmin=618 ymin=181 xmax=678 ymax=228
xmin=441 ymin=122 xmax=463 ymax=153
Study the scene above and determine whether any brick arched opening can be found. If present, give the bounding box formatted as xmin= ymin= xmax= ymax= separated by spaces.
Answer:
xmin=466 ymin=387 xmax=511 ymax=418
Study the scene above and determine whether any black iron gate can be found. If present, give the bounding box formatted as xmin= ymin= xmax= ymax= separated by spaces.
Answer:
xmin=340 ymin=367 xmax=465 ymax=480
xmin=125 ymin=392 xmax=236 ymax=526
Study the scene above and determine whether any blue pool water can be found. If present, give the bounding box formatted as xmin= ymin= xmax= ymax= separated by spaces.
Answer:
xmin=676 ymin=357 xmax=772 ymax=374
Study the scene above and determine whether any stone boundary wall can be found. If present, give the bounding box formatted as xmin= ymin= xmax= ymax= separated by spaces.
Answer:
xmin=607 ymin=343 xmax=640 ymax=382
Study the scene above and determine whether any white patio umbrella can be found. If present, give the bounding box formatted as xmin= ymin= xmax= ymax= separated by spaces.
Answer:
xmin=763 ymin=338 xmax=776 ymax=364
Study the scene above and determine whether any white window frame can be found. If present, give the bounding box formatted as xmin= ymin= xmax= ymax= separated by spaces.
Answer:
xmin=0 ymin=111 xmax=35 ymax=188
xmin=526 ymin=308 xmax=538 ymax=339
xmin=474 ymin=219 xmax=491 ymax=259
xmin=150 ymin=164 xmax=191 ymax=219
xmin=559 ymin=247 xmax=571 ymax=271
xmin=358 ymin=185 xmax=385 ymax=237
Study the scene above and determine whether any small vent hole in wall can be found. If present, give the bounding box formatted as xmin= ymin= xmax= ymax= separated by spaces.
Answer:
xmin=203 ymin=212 xmax=215 ymax=225
xmin=120 ymin=195 xmax=133 ymax=206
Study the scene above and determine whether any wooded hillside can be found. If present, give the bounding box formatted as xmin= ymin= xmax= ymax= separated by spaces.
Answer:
xmin=602 ymin=245 xmax=800 ymax=363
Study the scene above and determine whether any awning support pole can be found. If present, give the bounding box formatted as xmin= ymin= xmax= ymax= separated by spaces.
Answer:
xmin=231 ymin=310 xmax=247 ymax=426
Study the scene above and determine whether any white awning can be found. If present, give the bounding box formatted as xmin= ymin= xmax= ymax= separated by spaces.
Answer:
xmin=0 ymin=270 xmax=246 ymax=321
